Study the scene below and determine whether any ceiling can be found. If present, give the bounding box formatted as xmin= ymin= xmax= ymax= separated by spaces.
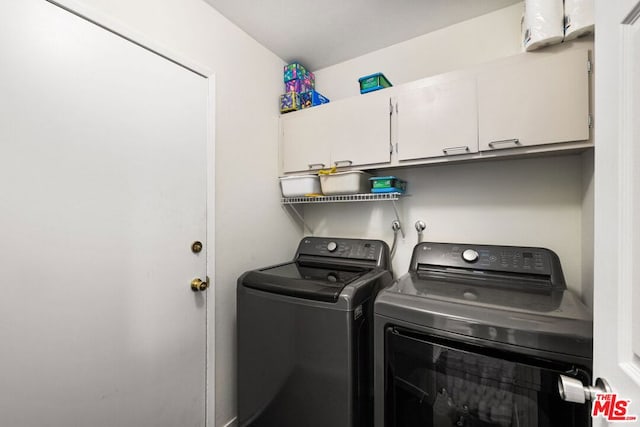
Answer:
xmin=202 ymin=0 xmax=521 ymax=70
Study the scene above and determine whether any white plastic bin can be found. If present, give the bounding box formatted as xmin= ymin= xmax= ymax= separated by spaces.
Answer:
xmin=279 ymin=175 xmax=321 ymax=197
xmin=320 ymin=171 xmax=372 ymax=195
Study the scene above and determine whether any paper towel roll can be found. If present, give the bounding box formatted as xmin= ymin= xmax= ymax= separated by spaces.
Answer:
xmin=564 ymin=0 xmax=594 ymax=41
xmin=523 ymin=0 xmax=564 ymax=51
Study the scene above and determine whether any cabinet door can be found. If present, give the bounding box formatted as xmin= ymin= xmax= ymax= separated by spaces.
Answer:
xmin=397 ymin=78 xmax=478 ymax=161
xmin=478 ymin=49 xmax=590 ymax=151
xmin=326 ymin=94 xmax=392 ymax=168
xmin=281 ymin=106 xmax=332 ymax=173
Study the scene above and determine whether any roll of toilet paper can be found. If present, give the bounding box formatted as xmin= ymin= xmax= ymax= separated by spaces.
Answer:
xmin=523 ymin=0 xmax=564 ymax=51
xmin=564 ymin=0 xmax=594 ymax=41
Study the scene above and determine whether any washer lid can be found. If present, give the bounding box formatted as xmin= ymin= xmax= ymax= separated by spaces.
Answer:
xmin=242 ymin=262 xmax=370 ymax=303
xmin=375 ymin=272 xmax=593 ymax=359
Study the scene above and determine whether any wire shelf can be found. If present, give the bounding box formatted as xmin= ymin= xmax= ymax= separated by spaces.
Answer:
xmin=281 ymin=192 xmax=404 ymax=205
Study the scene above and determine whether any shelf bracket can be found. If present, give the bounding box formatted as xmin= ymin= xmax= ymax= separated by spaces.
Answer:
xmin=283 ymin=203 xmax=314 ymax=234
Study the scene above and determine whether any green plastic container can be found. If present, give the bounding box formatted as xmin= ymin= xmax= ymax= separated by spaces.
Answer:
xmin=369 ymin=176 xmax=406 ymax=193
xmin=358 ymin=73 xmax=392 ymax=94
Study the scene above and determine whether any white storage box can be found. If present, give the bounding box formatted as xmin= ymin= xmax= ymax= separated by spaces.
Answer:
xmin=279 ymin=174 xmax=321 ymax=197
xmin=320 ymin=171 xmax=372 ymax=195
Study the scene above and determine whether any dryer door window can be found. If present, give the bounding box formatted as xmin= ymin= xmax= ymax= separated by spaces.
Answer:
xmin=384 ymin=327 xmax=591 ymax=427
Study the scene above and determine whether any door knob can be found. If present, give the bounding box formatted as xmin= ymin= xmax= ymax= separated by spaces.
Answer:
xmin=191 ymin=277 xmax=209 ymax=292
xmin=558 ymin=374 xmax=612 ymax=404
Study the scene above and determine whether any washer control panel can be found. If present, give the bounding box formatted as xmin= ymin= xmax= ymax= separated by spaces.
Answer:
xmin=297 ymin=237 xmax=388 ymax=266
xmin=413 ymin=242 xmax=555 ymax=276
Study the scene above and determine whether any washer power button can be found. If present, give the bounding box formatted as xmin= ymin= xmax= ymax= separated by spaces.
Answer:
xmin=462 ymin=249 xmax=479 ymax=263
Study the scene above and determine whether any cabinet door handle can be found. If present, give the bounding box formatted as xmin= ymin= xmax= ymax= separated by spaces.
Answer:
xmin=488 ymin=138 xmax=521 ymax=149
xmin=308 ymin=163 xmax=326 ymax=169
xmin=442 ymin=146 xmax=470 ymax=155
xmin=333 ymin=160 xmax=353 ymax=167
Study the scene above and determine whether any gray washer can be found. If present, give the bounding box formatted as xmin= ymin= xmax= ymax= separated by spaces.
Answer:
xmin=238 ymin=237 xmax=392 ymax=427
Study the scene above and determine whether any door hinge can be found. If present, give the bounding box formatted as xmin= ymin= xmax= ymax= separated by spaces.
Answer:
xmin=587 ymin=59 xmax=592 ymax=73
xmin=389 ymin=142 xmax=393 ymax=154
xmin=588 ymin=114 xmax=593 ymax=128
xmin=389 ymin=100 xmax=393 ymax=114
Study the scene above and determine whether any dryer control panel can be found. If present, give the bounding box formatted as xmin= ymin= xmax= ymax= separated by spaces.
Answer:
xmin=411 ymin=242 xmax=564 ymax=286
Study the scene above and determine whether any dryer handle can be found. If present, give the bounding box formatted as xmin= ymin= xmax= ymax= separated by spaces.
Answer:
xmin=558 ymin=374 xmax=612 ymax=404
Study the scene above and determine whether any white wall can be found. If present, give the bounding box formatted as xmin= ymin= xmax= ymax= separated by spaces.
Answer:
xmin=313 ymin=3 xmax=524 ymax=100
xmin=66 ymin=1 xmax=298 ymax=426
xmin=581 ymin=150 xmax=595 ymax=309
xmin=306 ymin=156 xmax=586 ymax=294
xmin=306 ymin=3 xmax=595 ymax=301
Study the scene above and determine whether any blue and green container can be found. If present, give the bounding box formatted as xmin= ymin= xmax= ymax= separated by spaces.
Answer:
xmin=369 ymin=176 xmax=407 ymax=193
xmin=358 ymin=72 xmax=392 ymax=94
xmin=300 ymin=90 xmax=330 ymax=109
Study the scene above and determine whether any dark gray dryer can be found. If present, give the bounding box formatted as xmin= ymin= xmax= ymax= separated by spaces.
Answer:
xmin=238 ymin=236 xmax=392 ymax=427
xmin=374 ymin=242 xmax=593 ymax=427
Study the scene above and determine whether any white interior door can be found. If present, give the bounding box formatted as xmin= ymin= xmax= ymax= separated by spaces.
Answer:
xmin=593 ymin=0 xmax=640 ymax=423
xmin=0 ymin=1 xmax=209 ymax=426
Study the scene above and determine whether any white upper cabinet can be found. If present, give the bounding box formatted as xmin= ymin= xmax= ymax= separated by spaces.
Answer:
xmin=325 ymin=94 xmax=392 ymax=168
xmin=396 ymin=77 xmax=478 ymax=161
xmin=477 ymin=48 xmax=590 ymax=151
xmin=281 ymin=94 xmax=391 ymax=173
xmin=281 ymin=105 xmax=333 ymax=173
xmin=280 ymin=47 xmax=592 ymax=174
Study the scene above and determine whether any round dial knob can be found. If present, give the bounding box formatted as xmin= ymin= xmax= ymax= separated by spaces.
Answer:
xmin=462 ymin=249 xmax=479 ymax=263
xmin=327 ymin=241 xmax=338 ymax=252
